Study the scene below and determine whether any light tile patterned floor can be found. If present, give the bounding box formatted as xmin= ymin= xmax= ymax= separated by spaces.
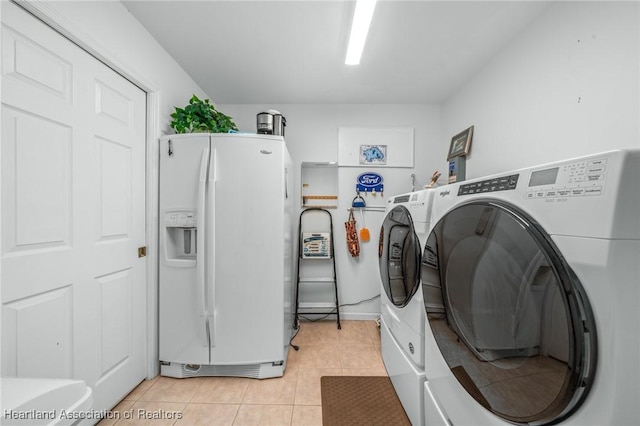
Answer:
xmin=98 ymin=320 xmax=386 ymax=426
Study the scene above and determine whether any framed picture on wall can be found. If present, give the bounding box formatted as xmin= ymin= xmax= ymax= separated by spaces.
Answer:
xmin=338 ymin=127 xmax=414 ymax=167
xmin=359 ymin=144 xmax=387 ymax=165
xmin=447 ymin=125 xmax=474 ymax=160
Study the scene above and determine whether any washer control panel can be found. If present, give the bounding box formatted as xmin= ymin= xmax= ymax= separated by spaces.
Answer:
xmin=458 ymin=174 xmax=519 ymax=196
xmin=525 ymin=156 xmax=607 ymax=199
xmin=393 ymin=194 xmax=411 ymax=204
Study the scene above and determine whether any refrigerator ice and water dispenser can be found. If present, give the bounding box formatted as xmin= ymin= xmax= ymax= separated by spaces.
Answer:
xmin=164 ymin=211 xmax=197 ymax=262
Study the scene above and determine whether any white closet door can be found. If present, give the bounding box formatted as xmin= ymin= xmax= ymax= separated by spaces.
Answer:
xmin=1 ymin=1 xmax=146 ymax=414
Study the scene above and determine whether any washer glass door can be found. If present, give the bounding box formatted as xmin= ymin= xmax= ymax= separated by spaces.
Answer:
xmin=379 ymin=205 xmax=421 ymax=308
xmin=422 ymin=201 xmax=596 ymax=425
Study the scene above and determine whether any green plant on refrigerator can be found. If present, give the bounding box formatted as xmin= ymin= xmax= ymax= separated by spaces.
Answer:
xmin=170 ymin=94 xmax=238 ymax=134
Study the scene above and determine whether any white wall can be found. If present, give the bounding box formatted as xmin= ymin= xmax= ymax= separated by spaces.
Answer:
xmin=442 ymin=1 xmax=640 ymax=179
xmin=219 ymin=104 xmax=442 ymax=318
xmin=18 ymin=0 xmax=206 ymax=130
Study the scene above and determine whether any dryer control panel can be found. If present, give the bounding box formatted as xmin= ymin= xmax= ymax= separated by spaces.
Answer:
xmin=458 ymin=174 xmax=519 ymax=196
xmin=525 ymin=156 xmax=607 ymax=199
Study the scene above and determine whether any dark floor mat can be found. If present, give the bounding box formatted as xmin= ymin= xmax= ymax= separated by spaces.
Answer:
xmin=321 ymin=376 xmax=411 ymax=426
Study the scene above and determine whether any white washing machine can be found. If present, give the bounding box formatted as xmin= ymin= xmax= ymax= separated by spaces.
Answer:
xmin=421 ymin=150 xmax=639 ymax=425
xmin=379 ymin=189 xmax=435 ymax=425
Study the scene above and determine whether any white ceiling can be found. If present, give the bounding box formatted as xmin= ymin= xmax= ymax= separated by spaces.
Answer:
xmin=122 ymin=1 xmax=550 ymax=104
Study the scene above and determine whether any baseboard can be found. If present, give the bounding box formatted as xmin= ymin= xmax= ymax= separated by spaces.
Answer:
xmin=298 ymin=312 xmax=381 ymax=321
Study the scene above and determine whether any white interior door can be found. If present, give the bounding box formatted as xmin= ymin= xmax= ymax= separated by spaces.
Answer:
xmin=1 ymin=1 xmax=146 ymax=414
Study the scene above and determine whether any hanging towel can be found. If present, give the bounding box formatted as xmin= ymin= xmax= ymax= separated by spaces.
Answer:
xmin=345 ymin=210 xmax=360 ymax=257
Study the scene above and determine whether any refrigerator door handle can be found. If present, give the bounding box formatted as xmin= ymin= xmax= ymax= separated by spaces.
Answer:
xmin=207 ymin=148 xmax=217 ymax=347
xmin=285 ymin=167 xmax=289 ymax=199
xmin=197 ymin=146 xmax=210 ymax=321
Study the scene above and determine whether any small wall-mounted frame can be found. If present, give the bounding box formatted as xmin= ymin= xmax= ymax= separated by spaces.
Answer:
xmin=448 ymin=156 xmax=466 ymax=184
xmin=447 ymin=125 xmax=474 ymax=160
xmin=359 ymin=145 xmax=387 ymax=165
xmin=338 ymin=127 xmax=414 ymax=168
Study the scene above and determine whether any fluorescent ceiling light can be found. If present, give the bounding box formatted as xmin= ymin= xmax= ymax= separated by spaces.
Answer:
xmin=345 ymin=0 xmax=377 ymax=65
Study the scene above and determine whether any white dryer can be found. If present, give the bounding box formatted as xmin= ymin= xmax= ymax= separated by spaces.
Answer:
xmin=379 ymin=189 xmax=435 ymax=426
xmin=421 ymin=150 xmax=639 ymax=425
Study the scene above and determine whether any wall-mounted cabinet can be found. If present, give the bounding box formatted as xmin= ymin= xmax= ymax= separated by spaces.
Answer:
xmin=301 ymin=162 xmax=338 ymax=209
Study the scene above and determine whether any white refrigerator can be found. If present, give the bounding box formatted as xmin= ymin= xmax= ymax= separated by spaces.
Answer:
xmin=158 ymin=133 xmax=295 ymax=379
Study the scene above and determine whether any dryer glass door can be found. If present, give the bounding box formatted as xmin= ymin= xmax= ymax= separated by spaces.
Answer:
xmin=421 ymin=201 xmax=596 ymax=425
xmin=379 ymin=205 xmax=421 ymax=308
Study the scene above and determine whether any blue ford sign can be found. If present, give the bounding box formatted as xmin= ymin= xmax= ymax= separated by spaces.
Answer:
xmin=356 ymin=172 xmax=384 ymax=194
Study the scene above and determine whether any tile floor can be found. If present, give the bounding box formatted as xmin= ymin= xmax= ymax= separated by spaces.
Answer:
xmin=98 ymin=320 xmax=387 ymax=425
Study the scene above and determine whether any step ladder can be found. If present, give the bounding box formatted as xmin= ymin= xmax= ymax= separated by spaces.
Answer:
xmin=294 ymin=208 xmax=341 ymax=329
